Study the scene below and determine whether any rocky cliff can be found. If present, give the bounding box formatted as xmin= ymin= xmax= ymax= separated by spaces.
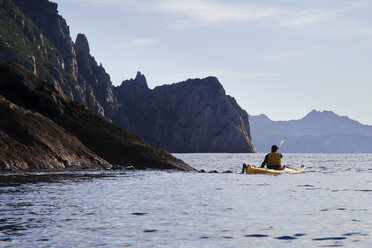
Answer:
xmin=114 ymin=75 xmax=256 ymax=153
xmin=0 ymin=0 xmax=76 ymax=97
xmin=0 ymin=0 xmax=119 ymax=117
xmin=0 ymin=61 xmax=194 ymax=171
xmin=74 ymin=33 xmax=119 ymax=117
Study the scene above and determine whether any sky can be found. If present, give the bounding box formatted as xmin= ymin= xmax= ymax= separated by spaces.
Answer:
xmin=54 ymin=0 xmax=372 ymax=125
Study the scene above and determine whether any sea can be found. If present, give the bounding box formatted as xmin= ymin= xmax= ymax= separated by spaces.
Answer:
xmin=0 ymin=153 xmax=371 ymax=248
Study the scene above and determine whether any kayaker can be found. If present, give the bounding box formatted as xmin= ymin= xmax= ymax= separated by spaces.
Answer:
xmin=260 ymin=145 xmax=283 ymax=170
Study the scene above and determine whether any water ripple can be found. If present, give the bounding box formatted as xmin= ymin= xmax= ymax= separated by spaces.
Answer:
xmin=244 ymin=234 xmax=269 ymax=238
xmin=313 ymin=237 xmax=347 ymax=241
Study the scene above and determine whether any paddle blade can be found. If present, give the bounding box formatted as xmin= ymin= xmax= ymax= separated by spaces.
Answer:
xmin=278 ymin=137 xmax=287 ymax=148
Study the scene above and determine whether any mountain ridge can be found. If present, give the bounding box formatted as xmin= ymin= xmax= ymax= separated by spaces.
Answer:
xmin=250 ymin=109 xmax=372 ymax=153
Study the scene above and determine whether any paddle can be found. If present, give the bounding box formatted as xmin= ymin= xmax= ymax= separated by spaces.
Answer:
xmin=278 ymin=137 xmax=288 ymax=169
xmin=278 ymin=137 xmax=287 ymax=150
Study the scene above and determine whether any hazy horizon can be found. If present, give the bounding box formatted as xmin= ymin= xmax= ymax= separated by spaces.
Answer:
xmin=55 ymin=0 xmax=372 ymax=125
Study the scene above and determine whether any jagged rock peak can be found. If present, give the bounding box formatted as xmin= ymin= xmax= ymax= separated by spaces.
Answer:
xmin=135 ymin=71 xmax=147 ymax=85
xmin=74 ymin=33 xmax=90 ymax=56
xmin=120 ymin=71 xmax=149 ymax=90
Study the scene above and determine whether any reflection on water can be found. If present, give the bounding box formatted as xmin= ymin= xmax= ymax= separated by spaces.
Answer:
xmin=0 ymin=154 xmax=372 ymax=247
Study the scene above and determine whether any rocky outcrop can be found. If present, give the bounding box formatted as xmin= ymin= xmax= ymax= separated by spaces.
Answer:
xmin=114 ymin=75 xmax=256 ymax=153
xmin=74 ymin=34 xmax=119 ymax=117
xmin=0 ymin=61 xmax=194 ymax=171
xmin=0 ymin=95 xmax=111 ymax=171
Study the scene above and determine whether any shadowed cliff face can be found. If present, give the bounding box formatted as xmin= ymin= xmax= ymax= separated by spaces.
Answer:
xmin=0 ymin=62 xmax=194 ymax=171
xmin=114 ymin=75 xmax=256 ymax=153
xmin=0 ymin=95 xmax=111 ymax=171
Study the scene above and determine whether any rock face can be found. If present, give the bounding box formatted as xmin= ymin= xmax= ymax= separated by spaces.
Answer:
xmin=0 ymin=61 xmax=194 ymax=171
xmin=74 ymin=33 xmax=119 ymax=117
xmin=0 ymin=0 xmax=77 ymax=98
xmin=0 ymin=0 xmax=119 ymax=117
xmin=12 ymin=0 xmax=78 ymax=80
xmin=114 ymin=75 xmax=256 ymax=153
xmin=250 ymin=110 xmax=372 ymax=153
xmin=0 ymin=95 xmax=111 ymax=171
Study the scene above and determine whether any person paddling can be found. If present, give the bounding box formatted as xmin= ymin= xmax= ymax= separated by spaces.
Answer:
xmin=260 ymin=145 xmax=283 ymax=170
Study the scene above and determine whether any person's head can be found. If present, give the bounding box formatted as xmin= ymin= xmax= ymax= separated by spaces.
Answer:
xmin=271 ymin=145 xmax=278 ymax=152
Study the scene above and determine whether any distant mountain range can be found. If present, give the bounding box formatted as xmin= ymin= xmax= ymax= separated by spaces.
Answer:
xmin=249 ymin=110 xmax=372 ymax=153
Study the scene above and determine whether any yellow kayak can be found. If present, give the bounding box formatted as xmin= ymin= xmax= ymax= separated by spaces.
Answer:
xmin=245 ymin=164 xmax=307 ymax=174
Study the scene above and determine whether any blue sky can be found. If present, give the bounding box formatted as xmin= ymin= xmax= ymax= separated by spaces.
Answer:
xmin=54 ymin=0 xmax=372 ymax=125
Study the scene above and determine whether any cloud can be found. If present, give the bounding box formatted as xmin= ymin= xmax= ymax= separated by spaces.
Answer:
xmin=259 ymin=47 xmax=324 ymax=61
xmin=58 ymin=0 xmax=283 ymax=23
xmin=279 ymin=9 xmax=338 ymax=28
xmin=149 ymin=0 xmax=372 ymax=41
xmin=57 ymin=0 xmax=372 ymax=39
xmin=155 ymin=0 xmax=282 ymax=24
xmin=115 ymin=38 xmax=157 ymax=48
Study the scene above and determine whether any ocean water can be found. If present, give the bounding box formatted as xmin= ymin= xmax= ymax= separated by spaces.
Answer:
xmin=0 ymin=153 xmax=371 ymax=248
